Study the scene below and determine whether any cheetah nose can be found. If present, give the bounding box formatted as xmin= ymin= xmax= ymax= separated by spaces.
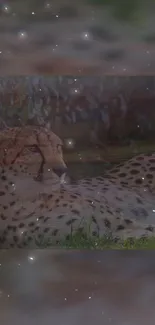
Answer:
xmin=53 ymin=166 xmax=68 ymax=178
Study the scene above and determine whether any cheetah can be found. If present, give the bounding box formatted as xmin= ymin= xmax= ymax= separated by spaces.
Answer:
xmin=103 ymin=152 xmax=155 ymax=192
xmin=1 ymin=156 xmax=155 ymax=248
xmin=0 ymin=180 xmax=155 ymax=248
xmin=0 ymin=125 xmax=67 ymax=181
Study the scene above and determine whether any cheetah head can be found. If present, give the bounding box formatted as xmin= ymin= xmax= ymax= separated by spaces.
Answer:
xmin=40 ymin=129 xmax=67 ymax=179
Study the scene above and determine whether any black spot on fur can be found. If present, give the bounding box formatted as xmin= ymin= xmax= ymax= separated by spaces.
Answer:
xmin=109 ymin=168 xmax=120 ymax=174
xmin=1 ymin=175 xmax=7 ymax=181
xmin=66 ymin=218 xmax=77 ymax=226
xmin=130 ymin=169 xmax=140 ymax=175
xmin=104 ymin=218 xmax=111 ymax=228
xmin=131 ymin=162 xmax=141 ymax=167
xmin=0 ymin=236 xmax=6 ymax=244
xmin=52 ymin=229 xmax=59 ymax=236
xmin=131 ymin=209 xmax=139 ymax=217
xmin=10 ymin=201 xmax=15 ymax=206
xmin=39 ymin=203 xmax=44 ymax=209
xmin=119 ymin=173 xmax=127 ymax=177
xmin=10 ymin=244 xmax=15 ymax=248
xmin=70 ymin=194 xmax=78 ymax=199
xmin=43 ymin=228 xmax=50 ymax=233
xmin=136 ymin=156 xmax=144 ymax=161
xmin=57 ymin=214 xmax=64 ymax=219
xmin=71 ymin=209 xmax=80 ymax=215
xmin=13 ymin=236 xmax=18 ymax=242
xmin=6 ymin=225 xmax=14 ymax=232
xmin=28 ymin=222 xmax=35 ymax=227
xmin=106 ymin=209 xmax=113 ymax=215
xmin=117 ymin=225 xmax=125 ymax=230
xmin=0 ymin=191 xmax=5 ymax=196
xmin=38 ymin=216 xmax=44 ymax=220
xmin=43 ymin=217 xmax=50 ymax=223
xmin=12 ymin=226 xmax=17 ymax=232
xmin=149 ymin=166 xmax=155 ymax=171
xmin=96 ymin=177 xmax=104 ymax=181
xmin=1 ymin=214 xmax=6 ymax=220
xmin=135 ymin=179 xmax=143 ymax=185
xmin=120 ymin=181 xmax=128 ymax=186
xmin=141 ymin=208 xmax=149 ymax=217
xmin=146 ymin=174 xmax=153 ymax=179
xmin=19 ymin=223 xmax=25 ymax=228
xmin=124 ymin=219 xmax=133 ymax=224
xmin=92 ymin=216 xmax=97 ymax=224
xmin=27 ymin=236 xmax=33 ymax=242
xmin=77 ymin=227 xmax=85 ymax=234
xmin=115 ymin=196 xmax=123 ymax=202
xmin=136 ymin=197 xmax=143 ymax=204
xmin=145 ymin=226 xmax=154 ymax=232
xmin=48 ymin=194 xmax=53 ymax=199
xmin=92 ymin=231 xmax=98 ymax=236
xmin=149 ymin=159 xmax=155 ymax=163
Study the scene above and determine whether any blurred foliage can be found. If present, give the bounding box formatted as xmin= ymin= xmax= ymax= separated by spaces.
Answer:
xmin=87 ymin=0 xmax=153 ymax=22
xmin=1 ymin=0 xmax=155 ymax=24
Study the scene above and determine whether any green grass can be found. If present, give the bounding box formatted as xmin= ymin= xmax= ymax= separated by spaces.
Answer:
xmin=13 ymin=214 xmax=155 ymax=249
xmin=62 ymin=235 xmax=155 ymax=249
xmin=58 ymin=234 xmax=155 ymax=250
xmin=86 ymin=0 xmax=151 ymax=23
xmin=26 ymin=233 xmax=155 ymax=249
xmin=64 ymin=141 xmax=155 ymax=164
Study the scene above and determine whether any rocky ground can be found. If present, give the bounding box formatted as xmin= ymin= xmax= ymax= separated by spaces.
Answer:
xmin=1 ymin=1 xmax=155 ymax=75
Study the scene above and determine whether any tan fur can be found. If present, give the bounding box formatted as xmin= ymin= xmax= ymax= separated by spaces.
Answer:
xmin=1 ymin=152 xmax=155 ymax=247
xmin=0 ymin=125 xmax=66 ymax=180
xmin=104 ymin=153 xmax=155 ymax=192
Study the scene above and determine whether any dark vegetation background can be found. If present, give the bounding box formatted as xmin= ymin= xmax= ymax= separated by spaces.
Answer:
xmin=0 ymin=76 xmax=155 ymax=149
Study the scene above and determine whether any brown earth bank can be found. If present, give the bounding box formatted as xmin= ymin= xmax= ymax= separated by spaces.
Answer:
xmin=0 ymin=250 xmax=155 ymax=325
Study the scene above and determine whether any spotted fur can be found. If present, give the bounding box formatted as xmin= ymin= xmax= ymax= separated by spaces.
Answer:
xmin=0 ymin=125 xmax=67 ymax=181
xmin=104 ymin=152 xmax=155 ymax=191
xmin=1 ymin=153 xmax=155 ymax=247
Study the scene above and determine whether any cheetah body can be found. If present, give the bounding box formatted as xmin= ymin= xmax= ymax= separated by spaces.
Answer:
xmin=1 ymin=153 xmax=155 ymax=247
xmin=104 ymin=152 xmax=155 ymax=191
